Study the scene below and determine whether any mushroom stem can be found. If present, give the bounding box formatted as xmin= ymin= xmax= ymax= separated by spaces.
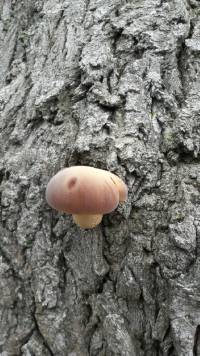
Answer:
xmin=72 ymin=214 xmax=103 ymax=229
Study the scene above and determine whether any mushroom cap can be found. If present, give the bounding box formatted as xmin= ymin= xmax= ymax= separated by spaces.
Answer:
xmin=109 ymin=172 xmax=128 ymax=202
xmin=46 ymin=166 xmax=127 ymax=214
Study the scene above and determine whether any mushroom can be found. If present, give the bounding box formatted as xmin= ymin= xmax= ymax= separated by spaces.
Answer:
xmin=46 ymin=166 xmax=128 ymax=229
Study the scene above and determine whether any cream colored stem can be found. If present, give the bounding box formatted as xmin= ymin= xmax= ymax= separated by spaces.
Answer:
xmin=72 ymin=214 xmax=103 ymax=229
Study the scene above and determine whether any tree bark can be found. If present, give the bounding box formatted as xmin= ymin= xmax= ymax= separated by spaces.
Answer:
xmin=0 ymin=0 xmax=200 ymax=355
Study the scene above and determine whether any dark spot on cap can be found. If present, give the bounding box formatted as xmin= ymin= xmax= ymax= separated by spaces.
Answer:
xmin=110 ymin=176 xmax=116 ymax=185
xmin=68 ymin=177 xmax=77 ymax=189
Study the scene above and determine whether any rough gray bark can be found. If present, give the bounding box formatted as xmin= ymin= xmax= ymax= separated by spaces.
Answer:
xmin=0 ymin=0 xmax=200 ymax=355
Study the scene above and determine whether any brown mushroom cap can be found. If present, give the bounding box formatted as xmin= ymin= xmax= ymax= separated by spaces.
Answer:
xmin=109 ymin=173 xmax=128 ymax=202
xmin=46 ymin=166 xmax=127 ymax=215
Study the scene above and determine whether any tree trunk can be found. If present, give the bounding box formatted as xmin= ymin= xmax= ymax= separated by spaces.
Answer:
xmin=0 ymin=0 xmax=200 ymax=355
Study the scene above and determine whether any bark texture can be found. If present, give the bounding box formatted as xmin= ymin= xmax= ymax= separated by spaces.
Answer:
xmin=0 ymin=0 xmax=200 ymax=355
